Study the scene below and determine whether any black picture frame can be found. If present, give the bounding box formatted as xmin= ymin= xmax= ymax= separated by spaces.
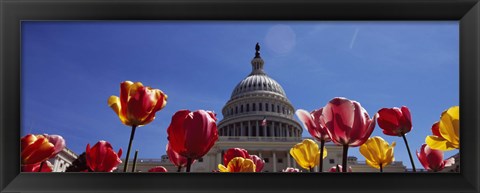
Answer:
xmin=1 ymin=0 xmax=479 ymax=192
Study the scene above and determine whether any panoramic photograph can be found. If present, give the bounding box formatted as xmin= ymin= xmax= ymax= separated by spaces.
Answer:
xmin=21 ymin=21 xmax=459 ymax=173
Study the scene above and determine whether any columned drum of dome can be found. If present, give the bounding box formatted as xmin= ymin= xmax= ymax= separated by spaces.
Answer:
xmin=217 ymin=43 xmax=303 ymax=141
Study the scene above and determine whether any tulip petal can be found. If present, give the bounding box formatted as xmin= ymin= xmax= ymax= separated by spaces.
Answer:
xmin=290 ymin=139 xmax=319 ymax=170
xmin=417 ymin=145 xmax=430 ymax=170
xmin=167 ymin=110 xmax=191 ymax=155
xmin=21 ymin=136 xmax=55 ymax=165
xmin=431 ymin=122 xmax=442 ymax=137
xmin=439 ymin=106 xmax=459 ymax=148
xmin=85 ymin=141 xmax=122 ymax=172
xmin=148 ymin=166 xmax=168 ymax=172
xmin=126 ymin=86 xmax=155 ymax=125
xmin=296 ymin=109 xmax=325 ymax=141
xmin=224 ymin=148 xmax=250 ymax=166
xmin=425 ymin=135 xmax=456 ymax=151
xmin=21 ymin=134 xmax=37 ymax=151
xmin=119 ymin=81 xmax=134 ymax=119
xmin=360 ymin=136 xmax=395 ymax=170
xmin=44 ymin=134 xmax=66 ymax=156
xmin=377 ymin=108 xmax=401 ymax=131
xmin=141 ymin=89 xmax=168 ymax=125
xmin=108 ymin=96 xmax=129 ymax=125
xmin=221 ymin=157 xmax=256 ymax=172
xmin=249 ymin=155 xmax=265 ymax=172
xmin=424 ymin=146 xmax=444 ymax=171
xmin=182 ymin=110 xmax=218 ymax=159
xmin=444 ymin=157 xmax=455 ymax=167
xmin=218 ymin=164 xmax=229 ymax=172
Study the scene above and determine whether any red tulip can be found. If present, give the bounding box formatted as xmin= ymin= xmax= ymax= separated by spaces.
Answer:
xmin=328 ymin=165 xmax=352 ymax=172
xmin=416 ymin=144 xmax=455 ymax=172
xmin=148 ymin=166 xmax=168 ymax=172
xmin=43 ymin=134 xmax=66 ymax=157
xmin=167 ymin=110 xmax=218 ymax=160
xmin=320 ymin=97 xmax=376 ymax=147
xmin=377 ymin=106 xmax=417 ymax=172
xmin=377 ymin=106 xmax=412 ymax=136
xmin=22 ymin=161 xmax=53 ymax=172
xmin=85 ymin=141 xmax=123 ymax=172
xmin=108 ymin=81 xmax=168 ymax=127
xmin=282 ymin=167 xmax=301 ymax=172
xmin=166 ymin=143 xmax=194 ymax=168
xmin=249 ymin=155 xmax=265 ymax=172
xmin=224 ymin=148 xmax=250 ymax=165
xmin=21 ymin=134 xmax=55 ymax=165
xmin=296 ymin=108 xmax=331 ymax=142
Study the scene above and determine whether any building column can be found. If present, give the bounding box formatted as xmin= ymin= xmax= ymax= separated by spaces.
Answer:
xmin=248 ymin=121 xmax=251 ymax=137
xmin=240 ymin=122 xmax=244 ymax=137
xmin=240 ymin=121 xmax=248 ymax=136
xmin=293 ymin=156 xmax=297 ymax=168
xmin=287 ymin=152 xmax=291 ymax=167
xmin=271 ymin=122 xmax=275 ymax=139
xmin=273 ymin=151 xmax=277 ymax=172
xmin=256 ymin=120 xmax=259 ymax=137
xmin=216 ymin=152 xmax=222 ymax=166
xmin=286 ymin=124 xmax=290 ymax=138
xmin=248 ymin=120 xmax=258 ymax=137
xmin=263 ymin=123 xmax=267 ymax=139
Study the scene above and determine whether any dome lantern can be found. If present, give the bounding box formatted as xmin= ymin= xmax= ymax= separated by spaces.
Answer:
xmin=250 ymin=43 xmax=265 ymax=75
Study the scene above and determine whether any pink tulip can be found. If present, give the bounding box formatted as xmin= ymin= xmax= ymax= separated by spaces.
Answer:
xmin=249 ymin=155 xmax=265 ymax=172
xmin=85 ymin=141 xmax=123 ymax=172
xmin=148 ymin=166 xmax=168 ymax=172
xmin=296 ymin=108 xmax=330 ymax=142
xmin=282 ymin=167 xmax=301 ymax=172
xmin=416 ymin=144 xmax=455 ymax=172
xmin=321 ymin=97 xmax=376 ymax=147
xmin=320 ymin=97 xmax=376 ymax=172
xmin=328 ymin=165 xmax=352 ymax=172
xmin=43 ymin=134 xmax=66 ymax=157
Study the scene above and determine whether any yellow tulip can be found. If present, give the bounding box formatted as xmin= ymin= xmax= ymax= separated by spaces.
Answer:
xmin=425 ymin=106 xmax=459 ymax=151
xmin=289 ymin=139 xmax=327 ymax=171
xmin=359 ymin=136 xmax=396 ymax=170
xmin=218 ymin=157 xmax=256 ymax=172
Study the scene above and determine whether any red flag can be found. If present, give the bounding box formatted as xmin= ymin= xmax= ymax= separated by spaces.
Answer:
xmin=261 ymin=117 xmax=267 ymax=126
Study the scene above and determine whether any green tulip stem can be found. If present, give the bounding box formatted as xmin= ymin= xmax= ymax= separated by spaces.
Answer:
xmin=177 ymin=166 xmax=182 ymax=172
xmin=379 ymin=164 xmax=383 ymax=172
xmin=123 ymin=125 xmax=137 ymax=172
xmin=319 ymin=140 xmax=325 ymax=173
xmin=342 ymin=144 xmax=349 ymax=173
xmin=186 ymin=158 xmax=193 ymax=172
xmin=131 ymin=150 xmax=139 ymax=172
xmin=402 ymin=133 xmax=416 ymax=172
xmin=38 ymin=161 xmax=44 ymax=172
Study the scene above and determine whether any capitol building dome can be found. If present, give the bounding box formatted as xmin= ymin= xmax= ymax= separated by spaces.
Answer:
xmin=217 ymin=43 xmax=303 ymax=140
xmin=120 ymin=43 xmax=407 ymax=173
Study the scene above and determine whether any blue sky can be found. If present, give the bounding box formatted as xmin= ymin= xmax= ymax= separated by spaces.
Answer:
xmin=21 ymin=21 xmax=459 ymax=170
